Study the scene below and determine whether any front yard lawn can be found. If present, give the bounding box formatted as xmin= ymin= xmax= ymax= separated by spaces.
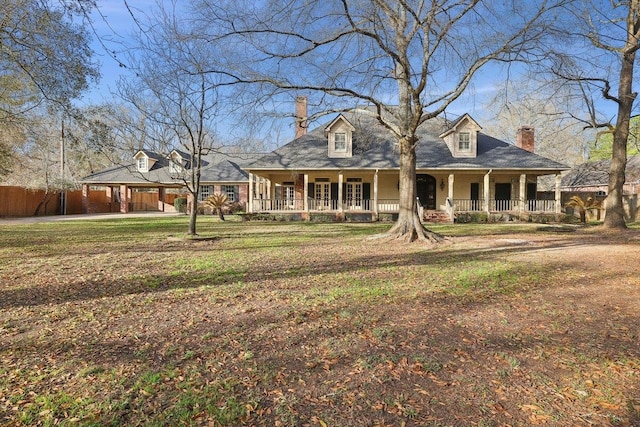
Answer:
xmin=0 ymin=218 xmax=638 ymax=426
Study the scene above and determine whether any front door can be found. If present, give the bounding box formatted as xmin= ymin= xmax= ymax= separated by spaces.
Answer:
xmin=416 ymin=174 xmax=436 ymax=210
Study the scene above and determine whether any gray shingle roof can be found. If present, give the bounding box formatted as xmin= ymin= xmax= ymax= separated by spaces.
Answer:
xmin=200 ymin=160 xmax=249 ymax=182
xmin=562 ymin=155 xmax=640 ymax=187
xmin=83 ymin=152 xmax=264 ymax=185
xmin=248 ymin=112 xmax=568 ymax=172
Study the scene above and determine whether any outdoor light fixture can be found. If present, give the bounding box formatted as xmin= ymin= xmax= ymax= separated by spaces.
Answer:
xmin=440 ymin=179 xmax=445 ymax=191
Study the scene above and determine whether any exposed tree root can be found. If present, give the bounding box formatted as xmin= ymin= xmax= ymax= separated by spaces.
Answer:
xmin=369 ymin=214 xmax=446 ymax=244
xmin=603 ymin=215 xmax=627 ymax=229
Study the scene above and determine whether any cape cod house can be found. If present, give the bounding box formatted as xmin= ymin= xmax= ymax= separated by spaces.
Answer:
xmin=82 ymin=98 xmax=569 ymax=222
xmin=244 ymin=98 xmax=569 ymax=222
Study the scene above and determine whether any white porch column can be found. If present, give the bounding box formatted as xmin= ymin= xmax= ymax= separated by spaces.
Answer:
xmin=519 ymin=174 xmax=526 ymax=214
xmin=447 ymin=173 xmax=454 ymax=201
xmin=338 ymin=172 xmax=344 ymax=212
xmin=373 ymin=170 xmax=379 ymax=218
xmin=266 ymin=178 xmax=271 ymax=200
xmin=248 ymin=172 xmax=254 ymax=213
xmin=303 ymin=173 xmax=309 ymax=211
xmin=555 ymin=174 xmax=562 ymax=214
xmin=484 ymin=170 xmax=492 ymax=214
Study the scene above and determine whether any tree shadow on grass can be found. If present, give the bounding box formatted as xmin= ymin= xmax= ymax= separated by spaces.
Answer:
xmin=4 ymin=262 xmax=638 ymax=426
xmin=0 ymin=233 xmax=628 ymax=310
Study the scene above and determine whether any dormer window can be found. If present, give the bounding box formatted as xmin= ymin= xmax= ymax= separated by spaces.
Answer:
xmin=439 ymin=114 xmax=481 ymax=158
xmin=169 ymin=154 xmax=183 ymax=174
xmin=169 ymin=159 xmax=181 ymax=173
xmin=335 ymin=133 xmax=347 ymax=152
xmin=134 ymin=150 xmax=158 ymax=173
xmin=458 ymin=132 xmax=470 ymax=151
xmin=325 ymin=115 xmax=355 ymax=158
xmin=137 ymin=157 xmax=148 ymax=172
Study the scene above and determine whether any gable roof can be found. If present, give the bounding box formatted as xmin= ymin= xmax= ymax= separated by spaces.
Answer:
xmin=82 ymin=152 xmax=264 ymax=185
xmin=248 ymin=111 xmax=568 ymax=172
xmin=135 ymin=150 xmax=164 ymax=162
xmin=562 ymin=155 xmax=640 ymax=188
xmin=324 ymin=114 xmax=356 ymax=133
xmin=439 ymin=113 xmax=481 ymax=138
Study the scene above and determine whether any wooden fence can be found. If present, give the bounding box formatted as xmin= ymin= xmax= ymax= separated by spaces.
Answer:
xmin=0 ymin=186 xmax=181 ymax=217
xmin=0 ymin=186 xmax=79 ymax=217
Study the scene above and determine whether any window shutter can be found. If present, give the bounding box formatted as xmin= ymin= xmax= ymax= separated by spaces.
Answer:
xmin=307 ymin=183 xmax=315 ymax=198
xmin=363 ymin=183 xmax=371 ymax=200
xmin=331 ymin=183 xmax=339 ymax=201
xmin=342 ymin=183 xmax=347 ymax=201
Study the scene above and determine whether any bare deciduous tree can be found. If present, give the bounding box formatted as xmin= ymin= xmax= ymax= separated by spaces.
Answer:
xmin=482 ymin=78 xmax=590 ymax=167
xmin=549 ymin=1 xmax=640 ymax=229
xmin=118 ymin=2 xmax=224 ymax=236
xmin=196 ymin=0 xmax=568 ymax=242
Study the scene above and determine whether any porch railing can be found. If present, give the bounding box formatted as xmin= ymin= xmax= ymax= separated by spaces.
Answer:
xmin=452 ymin=199 xmax=557 ymax=213
xmin=451 ymin=199 xmax=483 ymax=212
xmin=252 ymin=198 xmax=396 ymax=212
xmin=251 ymin=198 xmax=558 ymax=213
xmin=377 ymin=199 xmax=399 ymax=212
xmin=252 ymin=198 xmax=304 ymax=211
xmin=307 ymin=198 xmax=374 ymax=211
xmin=526 ymin=199 xmax=557 ymax=212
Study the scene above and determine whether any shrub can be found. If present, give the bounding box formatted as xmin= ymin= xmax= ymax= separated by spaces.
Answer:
xmin=174 ymin=197 xmax=187 ymax=214
xmin=565 ymin=195 xmax=602 ymax=223
xmin=227 ymin=202 xmax=244 ymax=214
xmin=377 ymin=213 xmax=397 ymax=222
xmin=204 ymin=193 xmax=229 ymax=220
xmin=455 ymin=212 xmax=488 ymax=223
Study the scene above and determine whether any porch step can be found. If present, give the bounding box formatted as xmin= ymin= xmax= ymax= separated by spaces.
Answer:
xmin=422 ymin=209 xmax=451 ymax=223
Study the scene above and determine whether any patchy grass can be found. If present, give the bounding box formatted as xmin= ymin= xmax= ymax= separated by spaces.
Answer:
xmin=0 ymin=217 xmax=638 ymax=426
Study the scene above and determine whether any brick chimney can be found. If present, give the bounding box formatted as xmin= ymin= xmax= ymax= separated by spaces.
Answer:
xmin=295 ymin=96 xmax=307 ymax=139
xmin=516 ymin=126 xmax=534 ymax=152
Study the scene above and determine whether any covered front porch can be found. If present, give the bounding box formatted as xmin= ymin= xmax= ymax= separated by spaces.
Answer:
xmin=246 ymin=169 xmax=563 ymax=221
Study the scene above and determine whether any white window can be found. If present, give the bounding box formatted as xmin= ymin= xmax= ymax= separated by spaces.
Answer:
xmin=222 ymin=185 xmax=238 ymax=202
xmin=346 ymin=178 xmax=362 ymax=208
xmin=137 ymin=157 xmax=148 ymax=172
xmin=280 ymin=181 xmax=295 ymax=209
xmin=334 ymin=133 xmax=347 ymax=151
xmin=315 ymin=179 xmax=331 ymax=209
xmin=169 ymin=156 xmax=182 ymax=174
xmin=458 ymin=132 xmax=470 ymax=151
xmin=199 ymin=185 xmax=213 ymax=201
xmin=283 ymin=186 xmax=295 ymax=208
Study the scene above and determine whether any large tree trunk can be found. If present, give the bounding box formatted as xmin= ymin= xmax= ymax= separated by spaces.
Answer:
xmin=188 ymin=200 xmax=198 ymax=235
xmin=385 ymin=136 xmax=443 ymax=243
xmin=605 ymin=125 xmax=628 ymax=228
xmin=604 ymin=8 xmax=638 ymax=229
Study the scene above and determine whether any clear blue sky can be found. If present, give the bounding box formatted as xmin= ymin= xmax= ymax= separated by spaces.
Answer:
xmin=81 ymin=0 xmax=157 ymax=104
xmin=81 ymin=1 xmax=620 ymax=140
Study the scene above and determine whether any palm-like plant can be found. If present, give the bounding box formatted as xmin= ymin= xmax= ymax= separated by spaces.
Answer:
xmin=565 ymin=195 xmax=602 ymax=223
xmin=204 ymin=193 xmax=229 ymax=221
